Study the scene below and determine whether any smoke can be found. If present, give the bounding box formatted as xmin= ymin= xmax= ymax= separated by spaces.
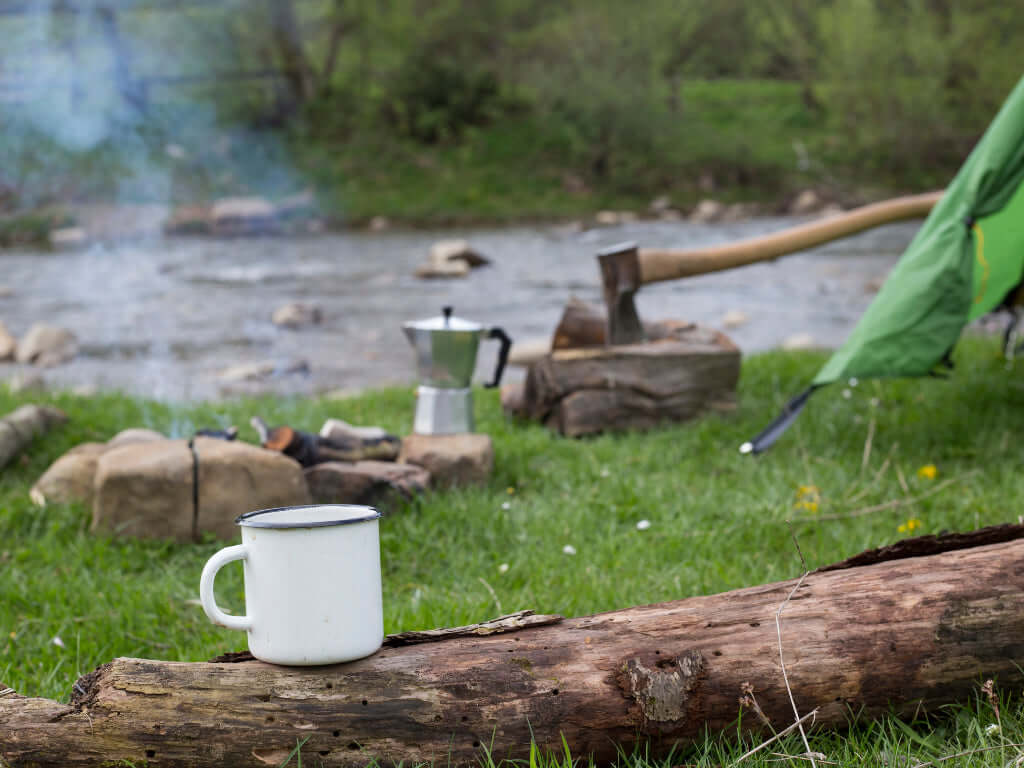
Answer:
xmin=0 ymin=0 xmax=303 ymax=209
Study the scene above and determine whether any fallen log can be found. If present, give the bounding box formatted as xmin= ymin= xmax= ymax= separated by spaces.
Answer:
xmin=0 ymin=404 xmax=66 ymax=469
xmin=3 ymin=525 xmax=1024 ymax=767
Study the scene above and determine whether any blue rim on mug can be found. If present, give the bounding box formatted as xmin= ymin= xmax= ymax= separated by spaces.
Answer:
xmin=234 ymin=504 xmax=381 ymax=529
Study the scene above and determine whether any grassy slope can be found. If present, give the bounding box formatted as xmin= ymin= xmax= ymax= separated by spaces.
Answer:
xmin=2 ymin=338 xmax=1023 ymax=765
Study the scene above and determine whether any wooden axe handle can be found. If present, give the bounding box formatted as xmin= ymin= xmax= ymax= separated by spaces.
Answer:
xmin=638 ymin=190 xmax=944 ymax=284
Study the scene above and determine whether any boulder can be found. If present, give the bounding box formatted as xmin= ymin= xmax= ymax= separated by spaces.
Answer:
xmin=29 ymin=442 xmax=106 ymax=508
xmin=428 ymin=239 xmax=489 ymax=268
xmin=304 ymin=461 xmax=430 ymax=509
xmin=210 ymin=197 xmax=277 ymax=236
xmin=0 ymin=321 xmax=15 ymax=361
xmin=690 ymin=199 xmax=725 ymax=223
xmin=107 ymin=428 xmax=165 ymax=447
xmin=16 ymin=324 xmax=77 ymax=366
xmin=414 ymin=259 xmax=471 ymax=279
xmin=192 ymin=437 xmax=311 ymax=540
xmin=399 ymin=433 xmax=494 ymax=487
xmin=271 ymin=302 xmax=322 ymax=329
xmin=92 ymin=440 xmax=195 ymax=541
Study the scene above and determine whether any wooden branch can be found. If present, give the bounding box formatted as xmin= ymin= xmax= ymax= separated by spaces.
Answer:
xmin=0 ymin=404 xmax=66 ymax=469
xmin=3 ymin=527 xmax=1024 ymax=767
xmin=639 ymin=191 xmax=943 ymax=283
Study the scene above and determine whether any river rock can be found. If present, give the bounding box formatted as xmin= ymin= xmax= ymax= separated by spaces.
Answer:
xmin=649 ymin=195 xmax=672 ymax=214
xmin=0 ymin=285 xmax=13 ymax=299
xmin=415 ymin=259 xmax=471 ymax=279
xmin=594 ymin=210 xmax=621 ymax=226
xmin=782 ymin=332 xmax=818 ymax=350
xmin=304 ymin=461 xmax=430 ymax=508
xmin=219 ymin=359 xmax=310 ymax=382
xmin=92 ymin=440 xmax=195 ymax=541
xmin=368 ymin=216 xmax=391 ymax=232
xmin=790 ymin=189 xmax=823 ymax=215
xmin=29 ymin=442 xmax=106 ymax=508
xmin=193 ymin=437 xmax=311 ymax=540
xmin=690 ymin=199 xmax=725 ymax=223
xmin=49 ymin=226 xmax=89 ymax=249
xmin=210 ymin=197 xmax=277 ymax=236
xmin=272 ymin=302 xmax=322 ymax=329
xmin=399 ymin=433 xmax=494 ymax=487
xmin=0 ymin=321 xmax=15 ymax=361
xmin=107 ymin=428 xmax=166 ymax=447
xmin=428 ymin=239 xmax=489 ymax=268
xmin=16 ymin=324 xmax=78 ymax=366
xmin=164 ymin=205 xmax=212 ymax=235
xmin=721 ymin=310 xmax=749 ymax=329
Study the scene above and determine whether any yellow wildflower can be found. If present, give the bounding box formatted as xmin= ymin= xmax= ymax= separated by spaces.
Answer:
xmin=793 ymin=484 xmax=821 ymax=513
xmin=506 ymin=486 xmax=516 ymax=495
xmin=898 ymin=518 xmax=922 ymax=534
xmin=917 ymin=464 xmax=938 ymax=480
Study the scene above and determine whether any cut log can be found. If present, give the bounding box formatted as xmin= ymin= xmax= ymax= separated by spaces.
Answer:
xmin=521 ymin=324 xmax=739 ymax=436
xmin=3 ymin=526 xmax=1024 ymax=767
xmin=551 ymin=296 xmax=689 ymax=349
xmin=0 ymin=404 xmax=66 ymax=469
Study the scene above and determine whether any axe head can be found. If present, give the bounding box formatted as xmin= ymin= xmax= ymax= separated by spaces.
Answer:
xmin=598 ymin=242 xmax=645 ymax=346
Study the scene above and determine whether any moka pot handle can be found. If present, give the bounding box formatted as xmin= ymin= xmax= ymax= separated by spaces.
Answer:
xmin=484 ymin=327 xmax=512 ymax=388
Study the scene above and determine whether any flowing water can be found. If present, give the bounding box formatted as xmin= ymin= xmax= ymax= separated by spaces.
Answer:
xmin=0 ymin=215 xmax=920 ymax=402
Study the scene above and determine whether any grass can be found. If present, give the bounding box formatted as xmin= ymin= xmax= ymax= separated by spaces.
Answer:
xmin=2 ymin=336 xmax=1024 ymax=766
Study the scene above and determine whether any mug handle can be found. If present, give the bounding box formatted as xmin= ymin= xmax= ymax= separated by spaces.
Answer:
xmin=199 ymin=544 xmax=252 ymax=632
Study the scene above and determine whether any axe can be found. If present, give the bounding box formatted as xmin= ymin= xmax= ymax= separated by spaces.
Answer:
xmin=598 ymin=190 xmax=942 ymax=345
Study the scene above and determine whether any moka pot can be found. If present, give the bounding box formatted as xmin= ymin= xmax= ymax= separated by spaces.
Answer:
xmin=402 ymin=306 xmax=512 ymax=434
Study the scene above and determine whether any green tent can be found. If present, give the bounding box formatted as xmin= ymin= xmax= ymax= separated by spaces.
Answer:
xmin=746 ymin=74 xmax=1024 ymax=453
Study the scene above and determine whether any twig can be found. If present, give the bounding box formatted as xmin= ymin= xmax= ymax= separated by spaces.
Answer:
xmin=896 ymin=464 xmax=910 ymax=495
xmin=478 ymin=577 xmax=503 ymax=614
xmin=800 ymin=472 xmax=976 ymax=523
xmin=776 ymin=572 xmax=816 ymax=767
xmin=846 ymin=442 xmax=898 ymax=504
xmin=861 ymin=415 xmax=876 ymax=473
xmin=728 ymin=707 xmax=819 ymax=766
xmin=788 ymin=522 xmax=809 ymax=571
xmin=908 ymin=742 xmax=1024 ymax=768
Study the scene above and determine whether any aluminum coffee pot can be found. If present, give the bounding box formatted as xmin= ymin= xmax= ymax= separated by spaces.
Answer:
xmin=402 ymin=306 xmax=512 ymax=434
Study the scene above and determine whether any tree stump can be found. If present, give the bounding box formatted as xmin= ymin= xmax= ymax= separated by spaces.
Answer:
xmin=514 ymin=300 xmax=739 ymax=436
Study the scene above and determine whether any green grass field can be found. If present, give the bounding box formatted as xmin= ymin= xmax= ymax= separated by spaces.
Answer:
xmin=2 ymin=338 xmax=1023 ymax=766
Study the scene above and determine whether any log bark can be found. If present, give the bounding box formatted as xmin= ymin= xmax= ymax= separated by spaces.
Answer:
xmin=523 ymin=324 xmax=739 ymax=436
xmin=4 ymin=526 xmax=1024 ymax=767
xmin=0 ymin=404 xmax=66 ymax=469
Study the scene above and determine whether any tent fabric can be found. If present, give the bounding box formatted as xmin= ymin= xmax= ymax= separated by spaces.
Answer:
xmin=747 ymin=74 xmax=1024 ymax=453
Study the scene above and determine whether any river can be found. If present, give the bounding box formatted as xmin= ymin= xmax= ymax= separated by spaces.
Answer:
xmin=0 ymin=215 xmax=919 ymax=402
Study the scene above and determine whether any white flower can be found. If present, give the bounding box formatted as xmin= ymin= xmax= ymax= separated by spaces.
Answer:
xmin=600 ymin=468 xmax=610 ymax=478
xmin=870 ymin=397 xmax=880 ymax=407
xmin=842 ymin=388 xmax=852 ymax=399
xmin=986 ymin=723 xmax=1000 ymax=735
xmin=562 ymin=545 xmax=577 ymax=555
xmin=51 ymin=636 xmax=65 ymax=649
xmin=498 ymin=563 xmax=509 ymax=573
xmin=501 ymin=501 xmax=511 ymax=510
xmin=849 ymin=377 xmax=859 ymax=387
xmin=636 ymin=519 xmax=651 ymax=531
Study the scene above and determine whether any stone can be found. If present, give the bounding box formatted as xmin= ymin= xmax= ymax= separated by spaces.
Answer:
xmin=164 ymin=205 xmax=212 ymax=235
xmin=107 ymin=428 xmax=165 ymax=447
xmin=0 ymin=285 xmax=13 ymax=298
xmin=720 ymin=203 xmax=758 ymax=222
xmin=721 ymin=310 xmax=749 ymax=329
xmin=594 ymin=210 xmax=621 ymax=226
xmin=790 ymin=189 xmax=823 ymax=215
xmin=658 ymin=209 xmax=683 ymax=221
xmin=49 ymin=226 xmax=89 ymax=249
xmin=272 ymin=302 xmax=322 ymax=329
xmin=399 ymin=433 xmax=494 ymax=487
xmin=29 ymin=443 xmax=106 ymax=508
xmin=508 ymin=337 xmax=551 ymax=367
xmin=649 ymin=195 xmax=672 ymax=214
xmin=7 ymin=372 xmax=45 ymax=393
xmin=210 ymin=197 xmax=277 ymax=236
xmin=782 ymin=332 xmax=818 ymax=350
xmin=92 ymin=440 xmax=195 ymax=541
xmin=689 ymin=199 xmax=725 ymax=223
xmin=219 ymin=359 xmax=310 ymax=382
xmin=0 ymin=320 xmax=15 ymax=361
xmin=414 ymin=259 xmax=471 ymax=279
xmin=428 ymin=239 xmax=489 ymax=268
xmin=368 ymin=216 xmax=391 ymax=232
xmin=304 ymin=461 xmax=430 ymax=509
xmin=818 ymin=203 xmax=845 ymax=218
xmin=192 ymin=437 xmax=311 ymax=540
xmin=15 ymin=324 xmax=77 ymax=367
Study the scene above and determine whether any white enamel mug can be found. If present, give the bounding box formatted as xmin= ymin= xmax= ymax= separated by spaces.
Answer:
xmin=199 ymin=504 xmax=383 ymax=666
